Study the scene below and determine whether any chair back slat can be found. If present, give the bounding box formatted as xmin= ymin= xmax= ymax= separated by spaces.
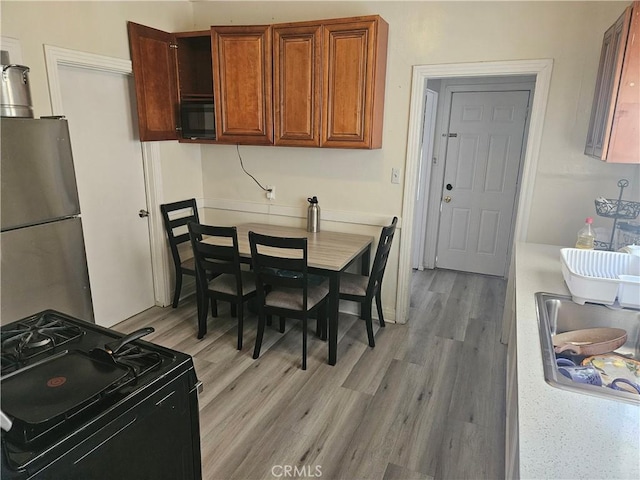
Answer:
xmin=367 ymin=217 xmax=398 ymax=295
xmin=188 ymin=223 xmax=242 ymax=293
xmin=249 ymin=232 xmax=309 ymax=309
xmin=257 ymin=255 xmax=304 ymax=273
xmin=172 ymin=231 xmax=191 ymax=245
xmin=169 ymin=214 xmax=194 ymax=226
xmin=160 ymin=199 xmax=199 ymax=266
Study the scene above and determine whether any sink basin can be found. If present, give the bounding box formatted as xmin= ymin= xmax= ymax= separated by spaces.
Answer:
xmin=536 ymin=292 xmax=640 ymax=404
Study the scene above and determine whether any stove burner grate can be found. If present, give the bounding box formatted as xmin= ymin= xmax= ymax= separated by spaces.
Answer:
xmin=1 ymin=312 xmax=84 ymax=374
xmin=111 ymin=344 xmax=162 ymax=380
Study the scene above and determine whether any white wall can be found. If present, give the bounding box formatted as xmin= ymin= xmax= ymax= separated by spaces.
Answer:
xmin=1 ymin=0 xmax=204 ymax=204
xmin=3 ymin=1 xmax=639 ymax=322
xmin=194 ymin=1 xmax=640 ymax=320
xmin=194 ymin=1 xmax=639 ymax=242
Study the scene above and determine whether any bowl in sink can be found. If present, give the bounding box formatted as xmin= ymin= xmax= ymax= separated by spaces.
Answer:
xmin=536 ymin=292 xmax=640 ymax=404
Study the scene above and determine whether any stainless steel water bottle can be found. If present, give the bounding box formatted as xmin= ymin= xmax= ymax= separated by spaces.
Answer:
xmin=307 ymin=196 xmax=320 ymax=232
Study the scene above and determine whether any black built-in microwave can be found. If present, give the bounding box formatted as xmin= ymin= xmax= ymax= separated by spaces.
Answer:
xmin=180 ymin=98 xmax=216 ymax=139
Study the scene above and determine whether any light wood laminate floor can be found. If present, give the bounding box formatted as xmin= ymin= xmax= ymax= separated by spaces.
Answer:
xmin=115 ymin=269 xmax=507 ymax=480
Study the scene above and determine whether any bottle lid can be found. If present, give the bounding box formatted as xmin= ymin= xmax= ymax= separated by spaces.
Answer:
xmin=585 ymin=217 xmax=593 ymax=224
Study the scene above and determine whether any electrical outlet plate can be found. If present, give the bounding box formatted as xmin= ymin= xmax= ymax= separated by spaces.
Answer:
xmin=266 ymin=185 xmax=275 ymax=200
xmin=391 ymin=168 xmax=400 ymax=184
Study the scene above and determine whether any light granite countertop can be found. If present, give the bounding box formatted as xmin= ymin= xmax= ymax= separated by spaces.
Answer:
xmin=515 ymin=242 xmax=640 ymax=480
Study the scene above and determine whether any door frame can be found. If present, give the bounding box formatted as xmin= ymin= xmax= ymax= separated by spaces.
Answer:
xmin=397 ymin=59 xmax=553 ymax=324
xmin=426 ymin=80 xmax=535 ymax=274
xmin=44 ymin=45 xmax=169 ymax=308
xmin=411 ymin=86 xmax=438 ymax=270
xmin=0 ymin=36 xmax=23 ymax=64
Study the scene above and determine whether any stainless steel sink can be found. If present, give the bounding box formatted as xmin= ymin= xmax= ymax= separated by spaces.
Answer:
xmin=536 ymin=292 xmax=640 ymax=404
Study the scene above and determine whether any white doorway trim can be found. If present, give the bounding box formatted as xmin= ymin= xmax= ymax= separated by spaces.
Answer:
xmin=411 ymin=86 xmax=438 ymax=270
xmin=43 ymin=45 xmax=169 ymax=307
xmin=397 ymin=59 xmax=553 ymax=324
xmin=0 ymin=36 xmax=24 ymax=64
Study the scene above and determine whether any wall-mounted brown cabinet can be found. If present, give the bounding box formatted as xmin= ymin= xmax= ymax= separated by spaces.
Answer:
xmin=212 ymin=25 xmax=273 ymax=145
xmin=273 ymin=23 xmax=323 ymax=147
xmin=127 ymin=22 xmax=181 ymax=141
xmin=322 ymin=17 xmax=388 ymax=149
xmin=273 ymin=16 xmax=388 ymax=149
xmin=585 ymin=1 xmax=639 ymax=163
xmin=127 ymin=15 xmax=388 ymax=149
xmin=128 ymin=22 xmax=214 ymax=142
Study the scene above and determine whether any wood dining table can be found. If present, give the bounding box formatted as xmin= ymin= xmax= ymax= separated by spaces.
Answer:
xmin=232 ymin=223 xmax=374 ymax=366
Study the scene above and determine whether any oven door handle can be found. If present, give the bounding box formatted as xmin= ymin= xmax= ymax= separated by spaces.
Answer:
xmin=191 ymin=381 xmax=203 ymax=396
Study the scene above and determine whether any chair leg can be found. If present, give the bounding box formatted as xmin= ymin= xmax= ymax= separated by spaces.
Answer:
xmin=230 ymin=303 xmax=237 ymax=318
xmin=375 ymin=291 xmax=385 ymax=327
xmin=237 ymin=301 xmax=243 ymax=350
xmin=361 ymin=300 xmax=372 ymax=323
xmin=197 ymin=295 xmax=209 ymax=339
xmin=316 ymin=302 xmax=327 ymax=341
xmin=253 ymin=311 xmax=266 ymax=359
xmin=211 ymin=299 xmax=218 ymax=317
xmin=302 ymin=317 xmax=308 ymax=370
xmin=266 ymin=315 xmax=272 ymax=326
xmin=363 ymin=301 xmax=375 ymax=348
xmin=172 ymin=271 xmax=182 ymax=308
xmin=279 ymin=316 xmax=286 ymax=333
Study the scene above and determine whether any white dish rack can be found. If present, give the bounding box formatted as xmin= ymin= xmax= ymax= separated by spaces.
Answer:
xmin=560 ymin=248 xmax=640 ymax=308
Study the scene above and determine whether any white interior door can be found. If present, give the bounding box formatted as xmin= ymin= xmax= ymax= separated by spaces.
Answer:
xmin=436 ymin=90 xmax=529 ymax=276
xmin=58 ymin=65 xmax=155 ymax=327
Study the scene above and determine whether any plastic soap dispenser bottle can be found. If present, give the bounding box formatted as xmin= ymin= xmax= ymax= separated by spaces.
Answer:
xmin=575 ymin=217 xmax=595 ymax=249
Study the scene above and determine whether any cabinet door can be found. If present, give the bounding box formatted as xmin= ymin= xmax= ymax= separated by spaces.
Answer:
xmin=608 ymin=2 xmax=640 ymax=164
xmin=322 ymin=18 xmax=388 ymax=149
xmin=273 ymin=24 xmax=322 ymax=147
xmin=211 ymin=25 xmax=273 ymax=145
xmin=127 ymin=22 xmax=179 ymax=141
xmin=584 ymin=7 xmax=631 ymax=159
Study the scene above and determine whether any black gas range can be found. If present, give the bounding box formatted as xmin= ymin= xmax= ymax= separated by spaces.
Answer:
xmin=0 ymin=310 xmax=202 ymax=479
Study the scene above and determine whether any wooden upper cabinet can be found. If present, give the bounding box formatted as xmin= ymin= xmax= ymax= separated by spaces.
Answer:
xmin=608 ymin=2 xmax=639 ymax=163
xmin=127 ymin=22 xmax=179 ymax=141
xmin=127 ymin=16 xmax=388 ymax=148
xmin=273 ymin=24 xmax=322 ymax=147
xmin=272 ymin=15 xmax=388 ymax=149
xmin=211 ymin=25 xmax=273 ymax=145
xmin=585 ymin=2 xmax=639 ymax=163
xmin=322 ymin=16 xmax=388 ymax=149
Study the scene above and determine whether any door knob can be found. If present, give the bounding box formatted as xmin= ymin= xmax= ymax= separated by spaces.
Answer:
xmin=139 ymin=209 xmax=150 ymax=218
xmin=443 ymin=196 xmax=451 ymax=203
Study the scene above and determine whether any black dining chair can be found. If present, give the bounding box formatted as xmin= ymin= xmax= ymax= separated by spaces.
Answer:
xmin=160 ymin=199 xmax=200 ymax=308
xmin=339 ymin=217 xmax=398 ymax=347
xmin=249 ymin=232 xmax=329 ymax=370
xmin=188 ymin=223 xmax=256 ymax=347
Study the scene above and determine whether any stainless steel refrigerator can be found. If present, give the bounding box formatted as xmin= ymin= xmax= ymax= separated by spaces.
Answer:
xmin=1 ymin=117 xmax=94 ymax=324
